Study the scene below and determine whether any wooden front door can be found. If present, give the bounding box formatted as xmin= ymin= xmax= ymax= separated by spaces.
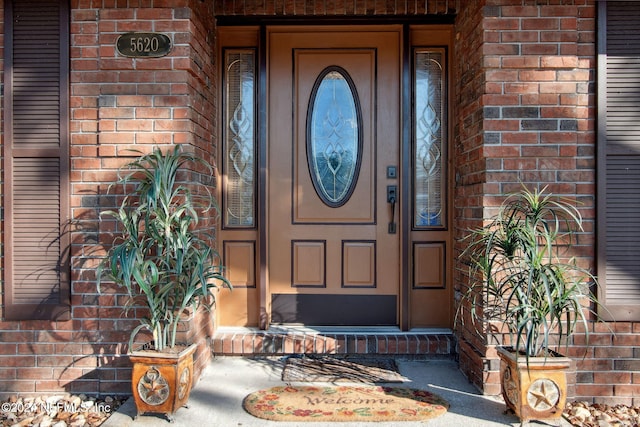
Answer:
xmin=268 ymin=27 xmax=401 ymax=325
xmin=217 ymin=25 xmax=453 ymax=330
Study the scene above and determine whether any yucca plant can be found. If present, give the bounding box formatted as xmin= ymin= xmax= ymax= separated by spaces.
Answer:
xmin=459 ymin=186 xmax=602 ymax=365
xmin=97 ymin=146 xmax=231 ymax=352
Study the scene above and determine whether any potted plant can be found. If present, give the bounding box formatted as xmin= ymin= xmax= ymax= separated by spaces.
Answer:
xmin=457 ymin=186 xmax=605 ymax=423
xmin=97 ymin=146 xmax=231 ymax=421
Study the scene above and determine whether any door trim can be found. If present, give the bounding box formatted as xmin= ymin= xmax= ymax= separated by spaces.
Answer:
xmin=400 ymin=24 xmax=411 ymax=330
xmin=258 ymin=25 xmax=269 ymax=329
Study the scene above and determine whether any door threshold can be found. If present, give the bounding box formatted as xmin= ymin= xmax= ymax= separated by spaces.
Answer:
xmin=213 ymin=326 xmax=456 ymax=356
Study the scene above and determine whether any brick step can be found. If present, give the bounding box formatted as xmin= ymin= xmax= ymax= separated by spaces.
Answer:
xmin=212 ymin=327 xmax=456 ymax=358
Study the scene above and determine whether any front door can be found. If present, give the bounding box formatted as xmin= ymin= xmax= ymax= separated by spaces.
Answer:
xmin=268 ymin=27 xmax=401 ymax=325
xmin=217 ymin=24 xmax=453 ymax=330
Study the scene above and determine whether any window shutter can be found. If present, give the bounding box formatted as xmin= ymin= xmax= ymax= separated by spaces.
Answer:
xmin=599 ymin=2 xmax=640 ymax=321
xmin=3 ymin=0 xmax=70 ymax=320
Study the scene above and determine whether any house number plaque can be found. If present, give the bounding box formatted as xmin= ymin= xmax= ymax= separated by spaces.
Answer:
xmin=116 ymin=32 xmax=172 ymax=58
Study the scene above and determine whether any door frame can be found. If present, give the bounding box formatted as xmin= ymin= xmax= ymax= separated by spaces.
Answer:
xmin=217 ymin=19 xmax=454 ymax=331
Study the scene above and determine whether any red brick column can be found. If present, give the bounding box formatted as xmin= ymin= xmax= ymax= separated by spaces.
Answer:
xmin=454 ymin=0 xmax=599 ymax=399
xmin=0 ymin=1 xmax=219 ymax=396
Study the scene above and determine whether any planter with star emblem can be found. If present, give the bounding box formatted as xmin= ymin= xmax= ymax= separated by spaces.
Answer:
xmin=129 ymin=344 xmax=197 ymax=421
xmin=497 ymin=346 xmax=571 ymax=423
xmin=96 ymin=148 xmax=232 ymax=420
xmin=457 ymin=187 xmax=608 ymax=423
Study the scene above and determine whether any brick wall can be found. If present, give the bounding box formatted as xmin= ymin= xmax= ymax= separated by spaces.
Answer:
xmin=212 ymin=0 xmax=459 ymax=15
xmin=0 ymin=0 xmax=219 ymax=396
xmin=451 ymin=0 xmax=490 ymax=395
xmin=451 ymin=0 xmax=640 ymax=405
xmin=74 ymin=0 xmax=219 ymax=396
xmin=0 ymin=0 xmax=634 ymax=405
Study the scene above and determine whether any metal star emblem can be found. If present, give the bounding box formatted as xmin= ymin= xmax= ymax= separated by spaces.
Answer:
xmin=529 ymin=381 xmax=552 ymax=408
xmin=138 ymin=367 xmax=170 ymax=405
xmin=142 ymin=377 xmax=168 ymax=400
xmin=527 ymin=379 xmax=559 ymax=411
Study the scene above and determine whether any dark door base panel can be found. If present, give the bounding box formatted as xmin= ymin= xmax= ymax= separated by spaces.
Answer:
xmin=271 ymin=294 xmax=396 ymax=325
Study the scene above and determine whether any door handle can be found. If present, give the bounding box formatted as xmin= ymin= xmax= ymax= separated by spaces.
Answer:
xmin=387 ymin=185 xmax=397 ymax=234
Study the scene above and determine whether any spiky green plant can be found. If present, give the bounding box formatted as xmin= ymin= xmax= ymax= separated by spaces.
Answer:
xmin=97 ymin=146 xmax=231 ymax=352
xmin=458 ymin=186 xmax=604 ymax=364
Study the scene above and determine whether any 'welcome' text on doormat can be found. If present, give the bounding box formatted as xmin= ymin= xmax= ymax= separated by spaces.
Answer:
xmin=243 ymin=385 xmax=449 ymax=422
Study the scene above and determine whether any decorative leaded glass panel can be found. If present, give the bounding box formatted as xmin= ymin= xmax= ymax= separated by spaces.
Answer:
xmin=414 ymin=50 xmax=445 ymax=228
xmin=307 ymin=67 xmax=362 ymax=208
xmin=224 ymin=50 xmax=255 ymax=227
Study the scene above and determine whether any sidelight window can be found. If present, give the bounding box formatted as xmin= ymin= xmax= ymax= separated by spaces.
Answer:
xmin=223 ymin=50 xmax=256 ymax=228
xmin=413 ymin=49 xmax=446 ymax=228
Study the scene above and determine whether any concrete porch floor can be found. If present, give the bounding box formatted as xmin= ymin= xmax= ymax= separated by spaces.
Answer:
xmin=103 ymin=356 xmax=572 ymax=427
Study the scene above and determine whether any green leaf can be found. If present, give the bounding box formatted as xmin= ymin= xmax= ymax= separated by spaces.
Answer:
xmin=97 ymin=146 xmax=230 ymax=350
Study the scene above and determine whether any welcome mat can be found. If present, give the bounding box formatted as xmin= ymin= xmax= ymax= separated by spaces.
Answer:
xmin=282 ymin=356 xmax=406 ymax=383
xmin=243 ymin=385 xmax=449 ymax=422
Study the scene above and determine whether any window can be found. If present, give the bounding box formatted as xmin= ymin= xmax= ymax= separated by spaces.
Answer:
xmin=223 ymin=49 xmax=256 ymax=228
xmin=413 ymin=49 xmax=446 ymax=228
xmin=3 ymin=0 xmax=70 ymax=320
xmin=597 ymin=1 xmax=640 ymax=321
xmin=307 ymin=67 xmax=362 ymax=208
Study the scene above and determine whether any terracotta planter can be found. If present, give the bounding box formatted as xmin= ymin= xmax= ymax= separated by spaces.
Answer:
xmin=129 ymin=343 xmax=197 ymax=421
xmin=497 ymin=346 xmax=571 ymax=423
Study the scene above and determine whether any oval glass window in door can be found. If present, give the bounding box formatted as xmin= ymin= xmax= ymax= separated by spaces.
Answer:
xmin=307 ymin=66 xmax=363 ymax=208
